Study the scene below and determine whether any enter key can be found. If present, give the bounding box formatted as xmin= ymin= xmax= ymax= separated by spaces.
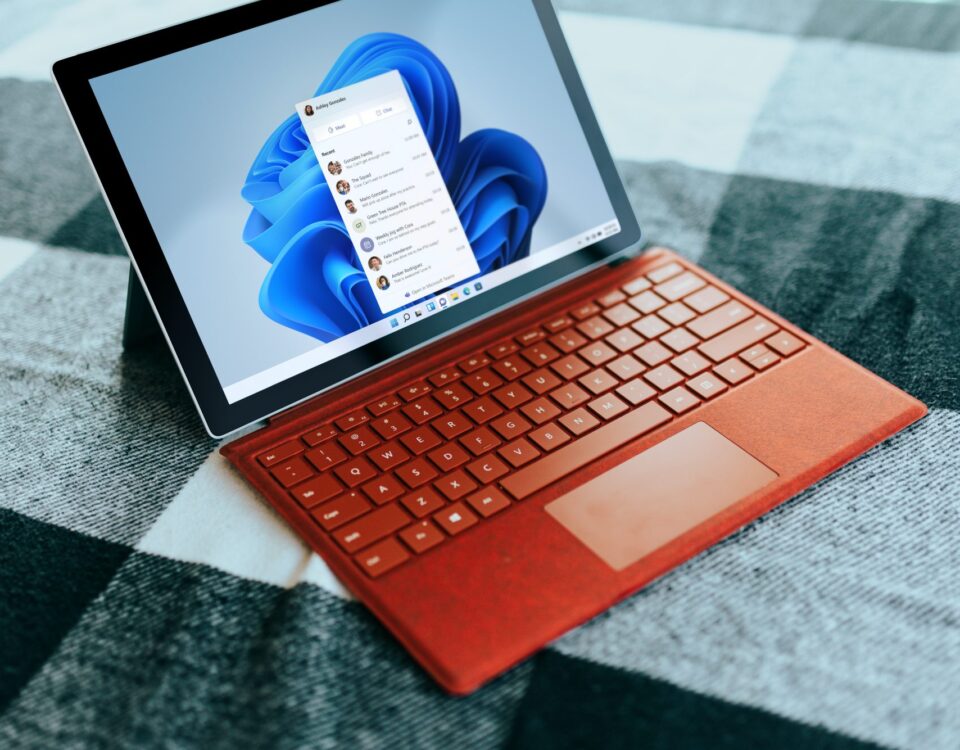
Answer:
xmin=698 ymin=316 xmax=779 ymax=362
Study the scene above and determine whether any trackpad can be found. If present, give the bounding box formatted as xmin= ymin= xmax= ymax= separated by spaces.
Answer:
xmin=545 ymin=422 xmax=777 ymax=571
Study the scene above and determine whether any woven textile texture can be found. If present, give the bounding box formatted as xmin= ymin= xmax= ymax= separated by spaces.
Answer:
xmin=1 ymin=1 xmax=958 ymax=748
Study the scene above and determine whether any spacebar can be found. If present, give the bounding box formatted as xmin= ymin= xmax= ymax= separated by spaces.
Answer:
xmin=500 ymin=402 xmax=672 ymax=500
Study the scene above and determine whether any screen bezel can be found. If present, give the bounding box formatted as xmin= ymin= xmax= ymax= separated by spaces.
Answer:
xmin=52 ymin=0 xmax=641 ymax=437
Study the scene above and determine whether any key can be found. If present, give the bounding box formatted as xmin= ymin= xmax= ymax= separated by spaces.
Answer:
xmin=258 ymin=441 xmax=303 ymax=467
xmin=428 ymin=367 xmax=462 ymax=387
xmin=335 ymin=503 xmax=410 ymax=553
xmin=498 ymin=437 xmax=541 ymax=467
xmin=602 ymin=303 xmax=639 ymax=327
xmin=401 ymin=487 xmax=445 ymax=518
xmin=550 ymin=383 xmax=590 ymax=409
xmin=355 ymin=537 xmax=410 ymax=578
xmin=367 ymin=395 xmax=401 ymax=416
xmin=606 ymin=354 xmax=643 ymax=381
xmin=699 ymin=316 xmax=778 ymax=362
xmin=598 ymin=289 xmax=627 ymax=308
xmin=399 ymin=381 xmax=432 ymax=402
xmin=466 ymin=455 xmax=509 ymax=484
xmin=271 ymin=457 xmax=313 ymax=488
xmin=427 ymin=443 xmax=471 ymax=472
xmin=434 ymin=502 xmax=479 ymax=535
xmin=335 ymin=410 xmax=370 ymax=430
xmin=370 ymin=412 xmax=413 ymax=439
xmin=488 ymin=340 xmax=519 ymax=359
xmin=622 ymin=276 xmax=652 ymax=295
xmin=521 ymin=343 xmax=561 ymax=367
xmin=339 ymin=425 xmax=380 ymax=455
xmin=654 ymin=271 xmax=705 ymax=301
xmin=432 ymin=410 xmax=473 ymax=440
xmin=433 ymin=383 xmax=473 ymax=410
xmin=435 ymin=470 xmax=477 ymax=500
xmin=523 ymin=368 xmax=562 ymax=395
xmin=463 ymin=396 xmax=503 ymax=424
xmin=647 ymin=262 xmax=683 ymax=283
xmin=395 ymin=457 xmax=438 ymax=488
xmin=644 ymin=364 xmax=684 ymax=391
xmin=571 ymin=302 xmax=600 ymax=320
xmin=361 ymin=474 xmax=405 ymax=505
xmin=628 ymin=291 xmax=666 ymax=315
xmin=550 ymin=329 xmax=588 ymax=354
xmin=400 ymin=425 xmax=442 ymax=455
xmin=766 ymin=331 xmax=805 ymax=357
xmin=501 ymin=401 xmax=673 ymax=500
xmin=687 ymin=373 xmax=728 ymax=400
xmin=616 ymin=379 xmax=656 ymax=406
xmin=658 ymin=302 xmax=696 ymax=326
xmin=632 ymin=315 xmax=670 ymax=340
xmin=334 ymin=456 xmax=377 ymax=487
xmin=399 ymin=520 xmax=445 ymax=554
xmin=545 ymin=315 xmax=574 ymax=333
xmin=687 ymin=300 xmax=751 ymax=339
xmin=492 ymin=357 xmax=532 ymax=381
xmin=291 ymin=473 xmax=342 ymax=508
xmin=684 ymin=285 xmax=729 ymax=313
xmin=521 ymin=397 xmax=562 ymax=424
xmin=368 ymin=441 xmax=410 ymax=471
xmin=459 ymin=354 xmax=491 ymax=373
xmin=672 ymin=351 xmax=711 ymax=377
xmin=559 ymin=407 xmax=600 ymax=436
xmin=551 ymin=354 xmax=590 ymax=380
xmin=659 ymin=386 xmax=701 ymax=414
xmin=714 ymin=358 xmax=754 ymax=385
xmin=302 ymin=425 xmax=338 ymax=447
xmin=578 ymin=341 xmax=618 ymax=367
xmin=460 ymin=426 xmax=501 ymax=455
xmin=577 ymin=316 xmax=615 ymax=340
xmin=579 ymin=369 xmax=619 ymax=396
xmin=464 ymin=368 xmax=503 ymax=396
xmin=305 ymin=442 xmax=348 ymax=471
xmin=516 ymin=328 xmax=546 ymax=346
xmin=489 ymin=413 xmax=532 ymax=441
xmin=606 ymin=328 xmax=642 ymax=353
xmin=467 ymin=487 xmax=511 ymax=518
xmin=587 ymin=393 xmax=629 ymax=421
xmin=492 ymin=383 xmax=534 ymax=410
xmin=529 ymin=423 xmax=571 ymax=451
xmin=661 ymin=328 xmax=699 ymax=353
xmin=312 ymin=491 xmax=370 ymax=531
xmin=635 ymin=340 xmax=673 ymax=366
xmin=402 ymin=396 xmax=443 ymax=425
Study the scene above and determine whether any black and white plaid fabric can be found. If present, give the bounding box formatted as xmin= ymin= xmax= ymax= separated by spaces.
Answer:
xmin=1 ymin=1 xmax=958 ymax=747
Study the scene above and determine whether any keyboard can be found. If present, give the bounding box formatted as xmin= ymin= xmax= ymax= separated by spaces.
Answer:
xmin=255 ymin=260 xmax=806 ymax=579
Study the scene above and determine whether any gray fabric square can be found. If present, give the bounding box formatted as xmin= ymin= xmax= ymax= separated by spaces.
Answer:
xmin=737 ymin=40 xmax=960 ymax=204
xmin=0 ymin=247 xmax=212 ymax=545
xmin=0 ymin=553 xmax=530 ymax=750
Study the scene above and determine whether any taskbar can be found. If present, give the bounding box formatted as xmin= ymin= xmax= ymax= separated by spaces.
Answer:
xmin=222 ymin=218 xmax=621 ymax=404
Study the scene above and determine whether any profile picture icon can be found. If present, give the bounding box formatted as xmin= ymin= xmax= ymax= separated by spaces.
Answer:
xmin=376 ymin=275 xmax=390 ymax=290
xmin=304 ymin=104 xmax=315 ymax=117
xmin=327 ymin=161 xmax=342 ymax=176
xmin=368 ymin=256 xmax=382 ymax=271
xmin=360 ymin=237 xmax=375 ymax=253
xmin=336 ymin=179 xmax=350 ymax=196
xmin=345 ymin=199 xmax=358 ymax=214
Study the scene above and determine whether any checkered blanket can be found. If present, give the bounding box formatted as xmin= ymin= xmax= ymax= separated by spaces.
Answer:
xmin=1 ymin=1 xmax=958 ymax=747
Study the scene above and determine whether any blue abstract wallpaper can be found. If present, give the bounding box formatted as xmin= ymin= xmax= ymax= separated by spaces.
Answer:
xmin=241 ymin=34 xmax=548 ymax=342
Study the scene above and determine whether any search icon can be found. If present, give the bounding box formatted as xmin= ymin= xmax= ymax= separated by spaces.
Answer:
xmin=403 ymin=312 xmax=411 ymax=322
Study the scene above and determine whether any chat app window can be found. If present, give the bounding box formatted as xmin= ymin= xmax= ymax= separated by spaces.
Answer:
xmin=297 ymin=71 xmax=479 ymax=315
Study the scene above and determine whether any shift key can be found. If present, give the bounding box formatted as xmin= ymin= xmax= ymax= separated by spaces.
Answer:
xmin=334 ymin=503 xmax=410 ymax=553
xmin=699 ymin=316 xmax=778 ymax=362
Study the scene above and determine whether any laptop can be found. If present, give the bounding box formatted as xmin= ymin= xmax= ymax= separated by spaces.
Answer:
xmin=53 ymin=0 xmax=926 ymax=694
